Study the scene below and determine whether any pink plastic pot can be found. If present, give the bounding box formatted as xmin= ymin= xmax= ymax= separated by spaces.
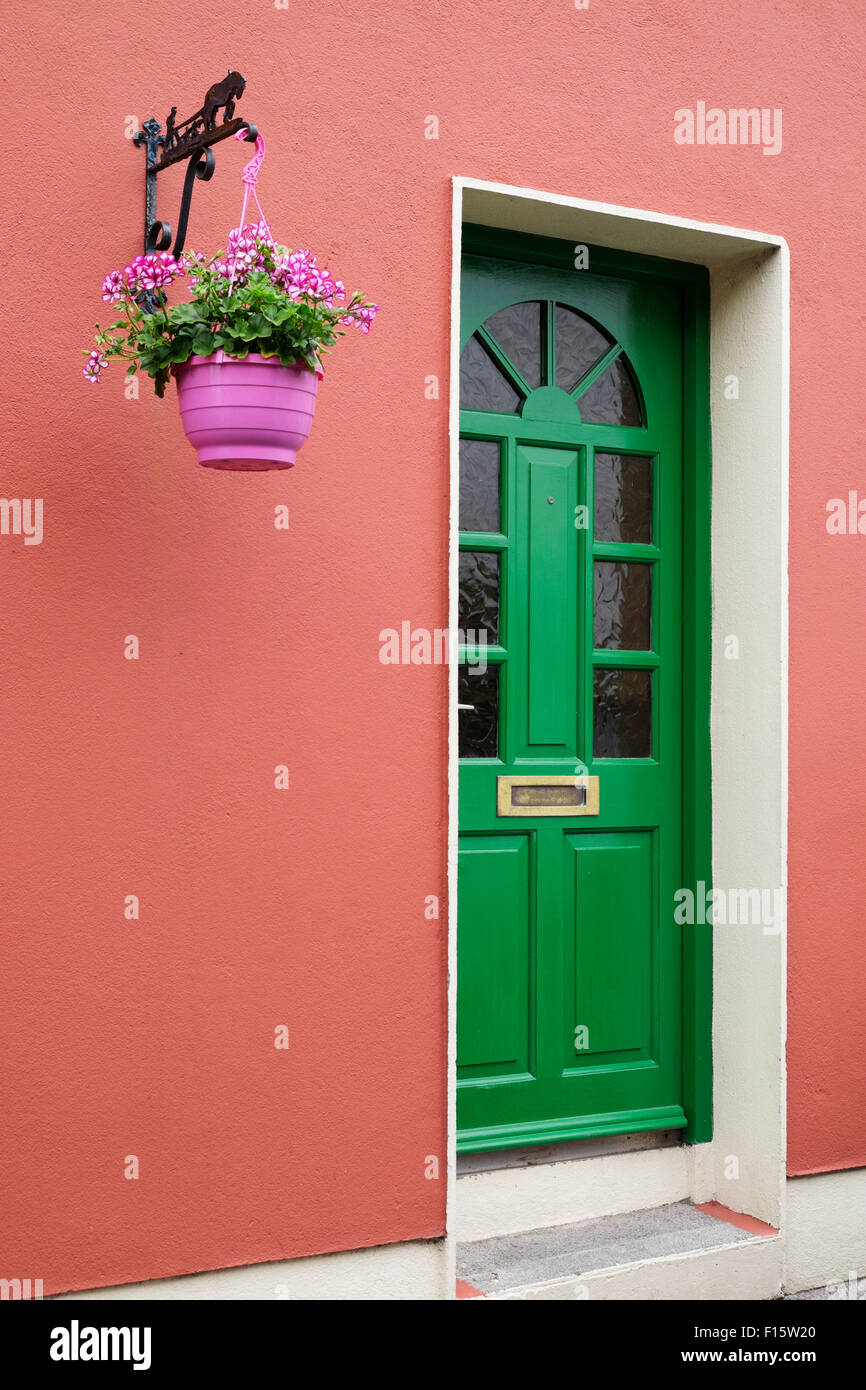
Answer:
xmin=174 ymin=352 xmax=320 ymax=471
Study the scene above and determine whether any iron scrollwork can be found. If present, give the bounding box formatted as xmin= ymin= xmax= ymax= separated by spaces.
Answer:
xmin=133 ymin=71 xmax=257 ymax=309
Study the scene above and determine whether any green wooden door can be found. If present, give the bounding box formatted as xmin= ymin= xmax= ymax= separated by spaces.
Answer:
xmin=457 ymin=235 xmax=693 ymax=1153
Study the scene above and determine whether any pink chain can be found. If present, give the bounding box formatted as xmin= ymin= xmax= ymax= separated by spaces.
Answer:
xmin=227 ymin=128 xmax=273 ymax=294
xmin=236 ymin=127 xmax=266 ymax=185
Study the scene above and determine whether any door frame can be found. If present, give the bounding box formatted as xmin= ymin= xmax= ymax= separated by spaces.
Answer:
xmin=447 ymin=181 xmax=789 ymax=1261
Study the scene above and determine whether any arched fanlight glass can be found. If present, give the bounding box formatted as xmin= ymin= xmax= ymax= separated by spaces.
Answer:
xmin=459 ymin=300 xmax=644 ymax=426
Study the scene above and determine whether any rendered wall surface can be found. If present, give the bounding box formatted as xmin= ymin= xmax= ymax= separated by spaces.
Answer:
xmin=1 ymin=0 xmax=862 ymax=1293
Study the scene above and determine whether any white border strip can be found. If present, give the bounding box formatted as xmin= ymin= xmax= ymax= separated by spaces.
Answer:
xmin=444 ymin=179 xmax=464 ymax=1294
xmin=447 ymin=176 xmax=790 ymax=1238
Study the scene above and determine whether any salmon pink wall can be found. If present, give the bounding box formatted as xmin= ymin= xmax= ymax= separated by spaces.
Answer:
xmin=1 ymin=0 xmax=863 ymax=1292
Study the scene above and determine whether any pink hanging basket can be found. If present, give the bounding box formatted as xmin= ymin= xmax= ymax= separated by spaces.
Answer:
xmin=174 ymin=352 xmax=319 ymax=471
xmin=172 ymin=130 xmax=320 ymax=471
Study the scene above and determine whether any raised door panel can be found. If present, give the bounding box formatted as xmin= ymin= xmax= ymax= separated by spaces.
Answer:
xmin=457 ymin=834 xmax=533 ymax=1079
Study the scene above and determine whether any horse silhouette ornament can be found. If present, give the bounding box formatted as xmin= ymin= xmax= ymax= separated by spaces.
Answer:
xmin=203 ymin=71 xmax=246 ymax=130
xmin=153 ymin=71 xmax=249 ymax=168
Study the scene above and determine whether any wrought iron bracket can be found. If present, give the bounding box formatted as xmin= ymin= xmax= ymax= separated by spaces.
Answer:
xmin=132 ymin=70 xmax=257 ymax=289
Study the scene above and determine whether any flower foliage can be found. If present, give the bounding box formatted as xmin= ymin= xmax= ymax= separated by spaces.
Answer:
xmin=83 ymin=225 xmax=379 ymax=396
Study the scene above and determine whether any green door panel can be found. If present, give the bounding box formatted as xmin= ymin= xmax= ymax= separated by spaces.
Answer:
xmin=564 ymin=831 xmax=654 ymax=1060
xmin=526 ymin=448 xmax=578 ymax=747
xmin=457 ymin=834 xmax=533 ymax=1076
xmin=457 ymin=230 xmax=709 ymax=1153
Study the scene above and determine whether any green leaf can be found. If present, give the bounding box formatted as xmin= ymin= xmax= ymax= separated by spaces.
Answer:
xmin=169 ymin=302 xmax=207 ymax=326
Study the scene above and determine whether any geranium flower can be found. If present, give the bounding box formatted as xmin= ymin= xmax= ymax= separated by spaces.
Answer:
xmin=83 ymin=349 xmax=107 ymax=383
xmin=101 ymin=271 xmax=125 ymax=304
xmin=341 ymin=302 xmax=379 ymax=333
xmin=124 ymin=252 xmax=185 ymax=294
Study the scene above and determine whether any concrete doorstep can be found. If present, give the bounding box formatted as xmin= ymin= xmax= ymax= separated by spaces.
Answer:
xmin=457 ymin=1201 xmax=782 ymax=1300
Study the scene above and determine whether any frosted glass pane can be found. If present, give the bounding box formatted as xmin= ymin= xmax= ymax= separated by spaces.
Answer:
xmin=459 ymin=663 xmax=500 ymax=758
xmin=594 ymin=453 xmax=652 ymax=544
xmin=485 ymin=301 xmax=542 ymax=389
xmin=460 ymin=439 xmax=501 ymax=532
xmin=578 ymin=357 xmax=642 ymax=426
xmin=594 ymin=562 xmax=652 ymax=650
xmin=555 ymin=305 xmax=612 ymax=392
xmin=594 ymin=668 xmax=652 ymax=757
xmin=460 ymin=334 xmax=520 ymax=412
xmin=459 ymin=551 xmax=500 ymax=644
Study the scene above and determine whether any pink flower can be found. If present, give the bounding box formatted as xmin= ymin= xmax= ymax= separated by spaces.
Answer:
xmin=181 ymin=250 xmax=207 ymax=287
xmin=277 ymin=247 xmax=348 ymax=305
xmin=340 ymin=302 xmax=379 ymax=333
xmin=83 ymin=349 xmax=106 ymax=383
xmin=123 ymin=252 xmax=185 ymax=294
xmin=222 ymin=222 xmax=273 ymax=285
xmin=228 ymin=220 xmax=273 ymax=252
xmin=101 ymin=271 xmax=124 ymax=304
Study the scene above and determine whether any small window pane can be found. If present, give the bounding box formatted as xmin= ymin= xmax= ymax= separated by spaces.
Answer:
xmin=578 ymin=356 xmax=642 ymax=426
xmin=460 ymin=334 xmax=521 ymax=413
xmin=594 ymin=562 xmax=652 ymax=650
xmin=459 ymin=551 xmax=500 ymax=645
xmin=459 ymin=663 xmax=500 ymax=758
xmin=594 ymin=668 xmax=652 ymax=758
xmin=485 ymin=301 xmax=542 ymax=389
xmin=595 ymin=453 xmax=652 ymax=544
xmin=555 ymin=305 xmax=612 ymax=393
xmin=460 ymin=439 xmax=501 ymax=533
